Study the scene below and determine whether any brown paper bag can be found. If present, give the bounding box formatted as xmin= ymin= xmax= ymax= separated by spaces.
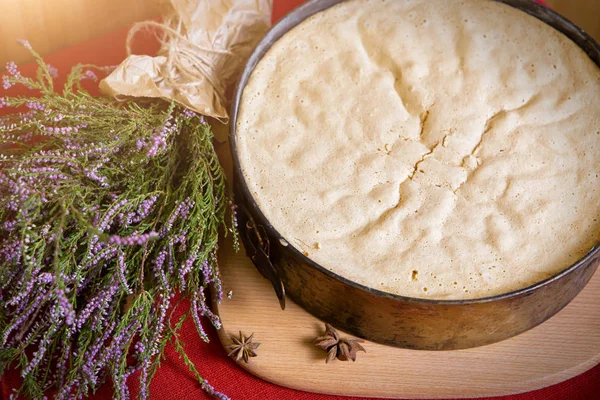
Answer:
xmin=100 ymin=0 xmax=272 ymax=125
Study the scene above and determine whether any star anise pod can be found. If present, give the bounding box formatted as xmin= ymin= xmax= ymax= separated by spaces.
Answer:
xmin=314 ymin=323 xmax=366 ymax=363
xmin=226 ymin=331 xmax=260 ymax=363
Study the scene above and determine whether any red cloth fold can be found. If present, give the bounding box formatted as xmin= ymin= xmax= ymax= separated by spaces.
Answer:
xmin=2 ymin=0 xmax=598 ymax=399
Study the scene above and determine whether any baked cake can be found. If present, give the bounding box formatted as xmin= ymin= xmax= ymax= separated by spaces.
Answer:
xmin=235 ymin=0 xmax=600 ymax=299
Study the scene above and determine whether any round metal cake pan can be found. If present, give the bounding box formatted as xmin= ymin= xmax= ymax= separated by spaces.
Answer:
xmin=229 ymin=0 xmax=600 ymax=350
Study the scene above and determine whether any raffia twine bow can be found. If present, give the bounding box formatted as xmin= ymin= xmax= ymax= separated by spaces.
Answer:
xmin=100 ymin=0 xmax=272 ymax=123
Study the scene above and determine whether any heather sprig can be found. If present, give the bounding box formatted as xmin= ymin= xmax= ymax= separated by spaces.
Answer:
xmin=0 ymin=47 xmax=238 ymax=399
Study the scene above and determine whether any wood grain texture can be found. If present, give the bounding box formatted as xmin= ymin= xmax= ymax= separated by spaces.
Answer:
xmin=214 ymin=237 xmax=600 ymax=398
xmin=0 ymin=0 xmax=598 ymax=65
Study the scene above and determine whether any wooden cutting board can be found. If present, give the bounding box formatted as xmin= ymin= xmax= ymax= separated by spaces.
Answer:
xmin=213 ymin=235 xmax=600 ymax=398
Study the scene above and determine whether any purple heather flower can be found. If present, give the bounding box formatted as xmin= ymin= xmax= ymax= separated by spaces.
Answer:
xmin=26 ymin=101 xmax=45 ymax=111
xmin=191 ymin=294 xmax=209 ymax=343
xmin=84 ymin=167 xmax=109 ymax=187
xmin=161 ymin=198 xmax=194 ymax=237
xmin=200 ymin=381 xmax=229 ymax=400
xmin=44 ymin=125 xmax=74 ymax=136
xmin=181 ymin=198 xmax=194 ymax=219
xmin=117 ymin=251 xmax=131 ymax=294
xmin=153 ymin=248 xmax=170 ymax=292
xmin=96 ymin=318 xmax=141 ymax=373
xmin=115 ymin=371 xmax=132 ymax=400
xmin=231 ymin=204 xmax=239 ymax=228
xmin=148 ymin=294 xmax=170 ymax=358
xmin=27 ymin=166 xmax=62 ymax=175
xmin=21 ymin=324 xmax=57 ymax=377
xmin=138 ymin=351 xmax=152 ymax=400
xmin=55 ymin=338 xmax=71 ymax=387
xmin=1 ymin=288 xmax=48 ymax=346
xmin=5 ymin=61 xmax=19 ymax=77
xmin=97 ymin=199 xmax=128 ymax=232
xmin=92 ymin=282 xmax=121 ymax=332
xmin=87 ymin=247 xmax=118 ymax=268
xmin=131 ymin=195 xmax=159 ymax=223
xmin=182 ymin=108 xmax=195 ymax=117
xmin=107 ymin=232 xmax=158 ymax=246
xmin=76 ymin=291 xmax=104 ymax=329
xmin=2 ymin=76 xmax=13 ymax=90
xmin=75 ymin=317 xmax=138 ymax=399
xmin=0 ymin=97 xmax=8 ymax=108
xmin=179 ymin=250 xmax=198 ymax=290
xmin=146 ymin=124 xmax=171 ymax=157
xmin=2 ymin=219 xmax=17 ymax=232
xmin=80 ymin=70 xmax=98 ymax=81
xmin=87 ymin=239 xmax=108 ymax=263
xmin=213 ymin=274 xmax=225 ymax=303
xmin=17 ymin=39 xmax=31 ymax=49
xmin=56 ymin=289 xmax=75 ymax=326
xmin=201 ymin=260 xmax=213 ymax=283
xmin=56 ymin=379 xmax=78 ymax=400
xmin=6 ymin=271 xmax=37 ymax=307
xmin=4 ymin=201 xmax=18 ymax=212
xmin=167 ymin=244 xmax=175 ymax=274
xmin=47 ymin=64 xmax=59 ymax=78
xmin=37 ymin=272 xmax=54 ymax=284
xmin=134 ymin=341 xmax=145 ymax=354
xmin=194 ymin=290 xmax=221 ymax=330
xmin=2 ymin=75 xmax=13 ymax=90
xmin=118 ymin=369 xmax=136 ymax=400
xmin=117 ymin=211 xmax=135 ymax=226
xmin=76 ymin=320 xmax=116 ymax=388
xmin=75 ymin=278 xmax=118 ymax=330
xmin=0 ymin=265 xmax=22 ymax=292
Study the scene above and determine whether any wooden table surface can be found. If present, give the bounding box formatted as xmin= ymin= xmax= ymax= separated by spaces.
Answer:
xmin=214 ymin=234 xmax=600 ymax=399
xmin=0 ymin=0 xmax=599 ymax=65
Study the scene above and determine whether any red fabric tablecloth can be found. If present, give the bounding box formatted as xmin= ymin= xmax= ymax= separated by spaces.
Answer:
xmin=2 ymin=0 xmax=599 ymax=399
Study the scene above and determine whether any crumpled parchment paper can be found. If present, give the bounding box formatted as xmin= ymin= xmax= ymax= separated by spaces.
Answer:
xmin=100 ymin=0 xmax=272 ymax=125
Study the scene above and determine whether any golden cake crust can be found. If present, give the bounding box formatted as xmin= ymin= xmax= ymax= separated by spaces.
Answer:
xmin=236 ymin=0 xmax=600 ymax=299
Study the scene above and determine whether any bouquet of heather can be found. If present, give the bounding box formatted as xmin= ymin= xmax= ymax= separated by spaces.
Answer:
xmin=0 ymin=0 xmax=271 ymax=398
xmin=0 ymin=47 xmax=235 ymax=400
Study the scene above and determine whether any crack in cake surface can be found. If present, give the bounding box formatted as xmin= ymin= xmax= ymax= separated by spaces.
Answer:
xmin=235 ymin=0 xmax=600 ymax=299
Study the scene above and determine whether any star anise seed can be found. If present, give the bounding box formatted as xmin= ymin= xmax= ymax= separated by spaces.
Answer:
xmin=226 ymin=331 xmax=260 ymax=364
xmin=314 ymin=323 xmax=366 ymax=363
